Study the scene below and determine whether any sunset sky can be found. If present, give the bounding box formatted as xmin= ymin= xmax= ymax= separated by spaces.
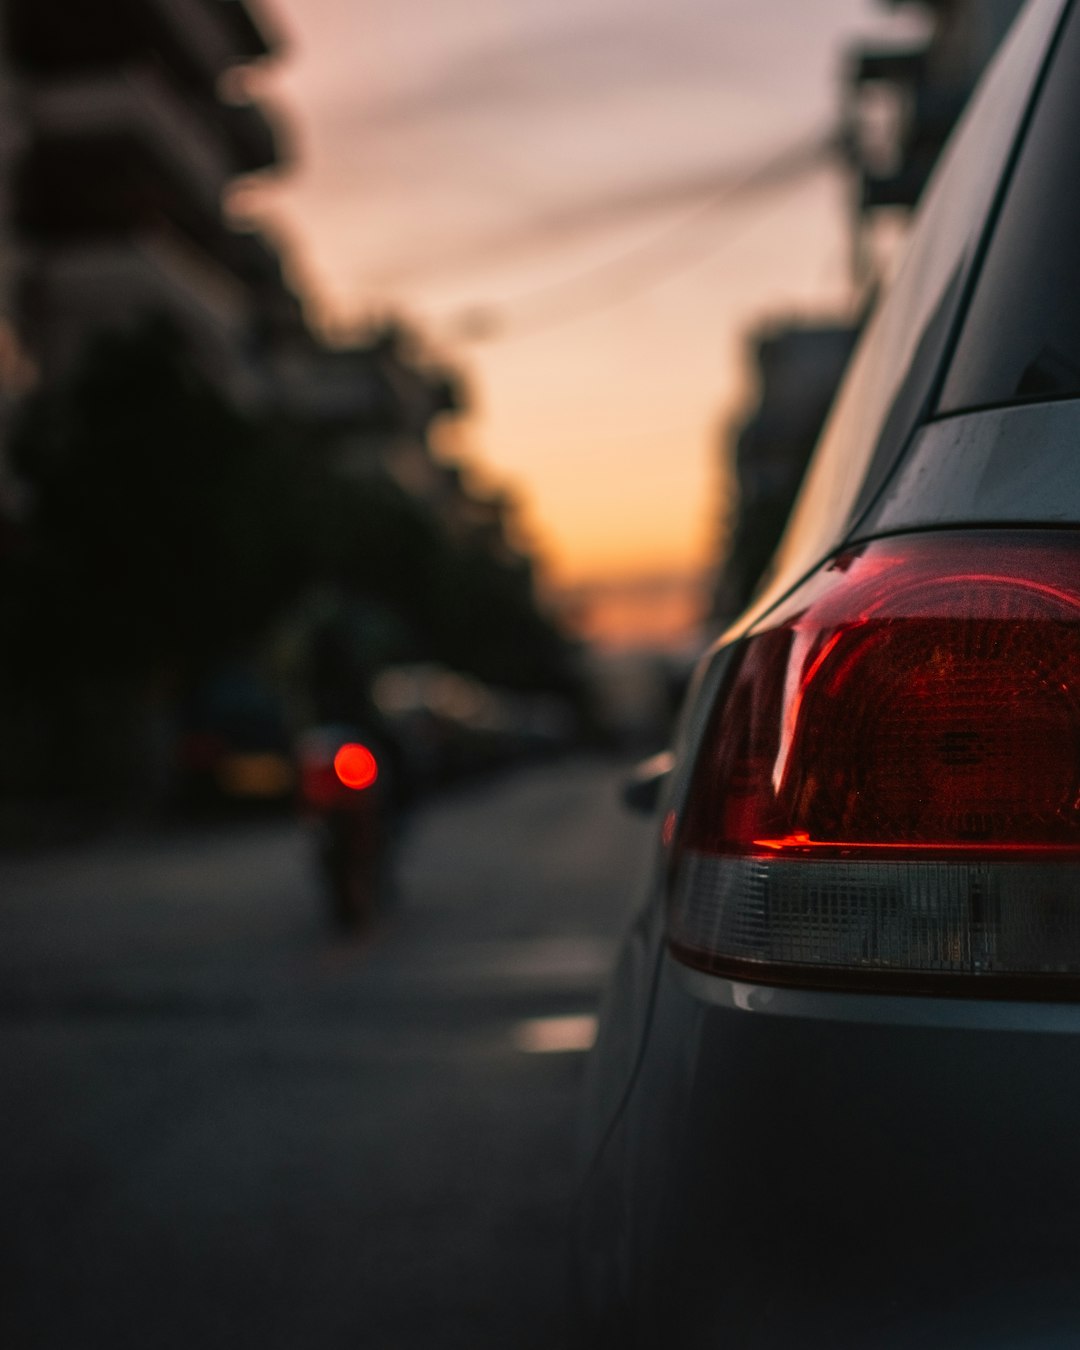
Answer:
xmin=242 ymin=0 xmax=926 ymax=645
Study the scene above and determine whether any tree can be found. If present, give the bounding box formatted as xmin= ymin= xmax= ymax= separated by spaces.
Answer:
xmin=9 ymin=320 xmax=313 ymax=687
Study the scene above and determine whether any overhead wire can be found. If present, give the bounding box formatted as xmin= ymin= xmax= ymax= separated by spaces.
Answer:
xmin=444 ymin=128 xmax=841 ymax=342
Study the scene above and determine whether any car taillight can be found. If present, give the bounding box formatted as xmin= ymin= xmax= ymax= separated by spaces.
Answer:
xmin=669 ymin=531 xmax=1080 ymax=997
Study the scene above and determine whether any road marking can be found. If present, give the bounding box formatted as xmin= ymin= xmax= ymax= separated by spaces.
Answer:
xmin=512 ymin=1014 xmax=597 ymax=1054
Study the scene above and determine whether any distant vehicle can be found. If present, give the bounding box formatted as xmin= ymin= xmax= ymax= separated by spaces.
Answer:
xmin=177 ymin=667 xmax=294 ymax=809
xmin=575 ymin=2 xmax=1080 ymax=1345
xmin=296 ymin=726 xmax=394 ymax=932
xmin=372 ymin=663 xmax=574 ymax=786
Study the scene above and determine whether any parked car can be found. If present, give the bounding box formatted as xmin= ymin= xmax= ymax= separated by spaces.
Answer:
xmin=176 ymin=667 xmax=294 ymax=810
xmin=575 ymin=2 xmax=1080 ymax=1345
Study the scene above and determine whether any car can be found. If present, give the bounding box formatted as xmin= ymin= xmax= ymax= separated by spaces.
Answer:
xmin=573 ymin=1 xmax=1080 ymax=1345
xmin=176 ymin=667 xmax=295 ymax=809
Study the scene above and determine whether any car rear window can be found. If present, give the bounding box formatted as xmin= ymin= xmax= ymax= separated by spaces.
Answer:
xmin=938 ymin=2 xmax=1080 ymax=413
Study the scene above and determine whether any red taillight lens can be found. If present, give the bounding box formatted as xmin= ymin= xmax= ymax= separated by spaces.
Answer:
xmin=670 ymin=532 xmax=1080 ymax=996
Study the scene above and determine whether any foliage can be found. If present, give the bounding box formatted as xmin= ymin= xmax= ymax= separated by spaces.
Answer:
xmin=9 ymin=321 xmax=314 ymax=685
xmin=7 ymin=320 xmax=573 ymax=706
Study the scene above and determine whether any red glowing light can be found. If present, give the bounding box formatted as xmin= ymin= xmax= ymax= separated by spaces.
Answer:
xmin=679 ymin=533 xmax=1080 ymax=862
xmin=750 ymin=832 xmax=1080 ymax=860
xmin=333 ymin=743 xmax=378 ymax=791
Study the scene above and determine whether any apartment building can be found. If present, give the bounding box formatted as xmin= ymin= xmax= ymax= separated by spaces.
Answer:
xmin=846 ymin=0 xmax=1027 ymax=212
xmin=5 ymin=0 xmax=292 ymax=399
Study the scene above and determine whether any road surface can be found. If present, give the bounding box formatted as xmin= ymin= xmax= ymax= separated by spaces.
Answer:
xmin=0 ymin=756 xmax=655 ymax=1349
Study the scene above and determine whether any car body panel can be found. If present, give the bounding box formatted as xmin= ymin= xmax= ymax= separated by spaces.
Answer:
xmin=605 ymin=955 xmax=1080 ymax=1348
xmin=861 ymin=401 xmax=1080 ymax=535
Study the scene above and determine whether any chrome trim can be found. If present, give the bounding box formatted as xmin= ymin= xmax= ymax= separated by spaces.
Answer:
xmin=675 ymin=956 xmax=1080 ymax=1033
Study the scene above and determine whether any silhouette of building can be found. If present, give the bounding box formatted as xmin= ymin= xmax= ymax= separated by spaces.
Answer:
xmin=711 ymin=321 xmax=859 ymax=627
xmin=845 ymin=1 xmax=1025 ymax=214
xmin=4 ymin=0 xmax=288 ymax=398
xmin=0 ymin=3 xmax=486 ymax=544
xmin=710 ymin=0 xmax=1028 ymax=633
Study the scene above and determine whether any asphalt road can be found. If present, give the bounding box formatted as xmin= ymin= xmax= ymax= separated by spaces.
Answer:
xmin=0 ymin=756 xmax=655 ymax=1350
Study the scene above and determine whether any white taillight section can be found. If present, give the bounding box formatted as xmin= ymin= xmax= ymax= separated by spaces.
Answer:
xmin=669 ymin=532 xmax=1080 ymax=997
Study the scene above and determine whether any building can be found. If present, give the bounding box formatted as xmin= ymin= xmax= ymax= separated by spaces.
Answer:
xmin=0 ymin=2 xmax=470 ymax=533
xmin=0 ymin=2 xmax=501 ymax=515
xmin=711 ymin=321 xmax=859 ymax=628
xmin=845 ymin=1 xmax=1026 ymax=214
xmin=283 ymin=326 xmax=462 ymax=487
xmin=4 ymin=0 xmax=288 ymax=400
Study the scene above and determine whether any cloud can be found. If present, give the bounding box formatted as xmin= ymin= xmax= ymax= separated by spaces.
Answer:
xmin=342 ymin=11 xmax=744 ymax=134
xmin=369 ymin=131 xmax=831 ymax=286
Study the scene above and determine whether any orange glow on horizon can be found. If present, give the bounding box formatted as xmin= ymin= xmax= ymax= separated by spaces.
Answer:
xmin=555 ymin=568 xmax=713 ymax=651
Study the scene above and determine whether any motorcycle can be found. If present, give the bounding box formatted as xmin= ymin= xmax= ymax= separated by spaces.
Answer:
xmin=296 ymin=727 xmax=395 ymax=933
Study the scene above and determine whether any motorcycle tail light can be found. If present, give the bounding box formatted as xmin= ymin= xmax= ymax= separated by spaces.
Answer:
xmin=299 ymin=740 xmax=378 ymax=808
xmin=669 ymin=531 xmax=1080 ymax=997
xmin=334 ymin=743 xmax=379 ymax=791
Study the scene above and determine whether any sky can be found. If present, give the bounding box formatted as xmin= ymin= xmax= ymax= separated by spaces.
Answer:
xmin=241 ymin=0 xmax=927 ymax=646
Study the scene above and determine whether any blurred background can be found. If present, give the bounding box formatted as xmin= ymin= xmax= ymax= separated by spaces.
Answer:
xmin=0 ymin=0 xmax=1026 ymax=1346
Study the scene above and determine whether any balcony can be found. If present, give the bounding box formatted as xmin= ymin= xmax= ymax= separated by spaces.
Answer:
xmin=852 ymin=44 xmax=928 ymax=85
xmin=26 ymin=226 xmax=261 ymax=398
xmin=220 ymin=100 xmax=281 ymax=176
xmin=143 ymin=0 xmax=276 ymax=85
xmin=27 ymin=65 xmax=238 ymax=213
xmin=9 ymin=0 xmax=275 ymax=91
